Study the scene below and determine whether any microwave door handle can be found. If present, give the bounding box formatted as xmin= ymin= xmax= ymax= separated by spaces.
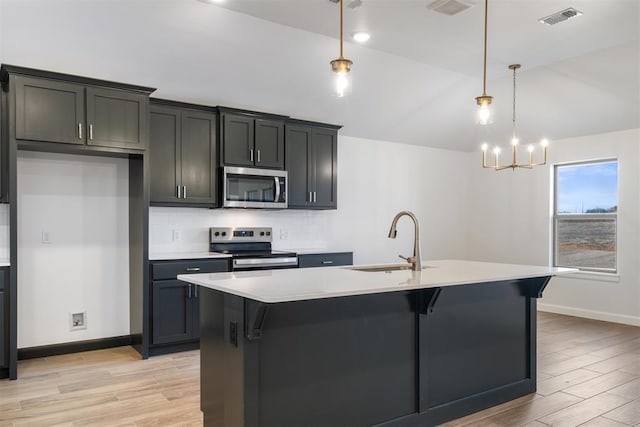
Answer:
xmin=274 ymin=176 xmax=281 ymax=202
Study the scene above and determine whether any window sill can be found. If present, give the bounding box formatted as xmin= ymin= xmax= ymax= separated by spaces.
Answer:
xmin=560 ymin=270 xmax=620 ymax=283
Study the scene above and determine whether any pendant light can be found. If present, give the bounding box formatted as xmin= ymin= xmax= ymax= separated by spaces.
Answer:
xmin=475 ymin=0 xmax=493 ymax=125
xmin=330 ymin=0 xmax=353 ymax=97
xmin=481 ymin=64 xmax=549 ymax=170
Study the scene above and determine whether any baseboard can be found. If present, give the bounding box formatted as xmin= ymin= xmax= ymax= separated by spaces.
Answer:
xmin=18 ymin=335 xmax=133 ymax=360
xmin=538 ymin=303 xmax=640 ymax=327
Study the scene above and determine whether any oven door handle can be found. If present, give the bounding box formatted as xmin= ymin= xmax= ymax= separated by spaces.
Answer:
xmin=233 ymin=257 xmax=298 ymax=269
xmin=274 ymin=177 xmax=281 ymax=203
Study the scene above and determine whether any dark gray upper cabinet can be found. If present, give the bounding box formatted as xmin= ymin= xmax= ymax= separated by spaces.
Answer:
xmin=223 ymin=114 xmax=254 ymax=167
xmin=149 ymin=100 xmax=217 ymax=207
xmin=255 ymin=119 xmax=285 ymax=169
xmin=4 ymin=65 xmax=154 ymax=151
xmin=286 ymin=123 xmax=338 ymax=210
xmin=149 ymin=105 xmax=180 ymax=204
xmin=14 ymin=76 xmax=85 ymax=145
xmin=221 ymin=112 xmax=284 ymax=170
xmin=86 ymin=87 xmax=148 ymax=150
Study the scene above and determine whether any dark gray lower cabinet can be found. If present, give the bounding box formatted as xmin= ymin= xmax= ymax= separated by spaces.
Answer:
xmin=298 ymin=252 xmax=353 ymax=268
xmin=150 ymin=258 xmax=229 ymax=354
xmin=152 ymin=280 xmax=198 ymax=345
xmin=0 ymin=268 xmax=6 ymax=371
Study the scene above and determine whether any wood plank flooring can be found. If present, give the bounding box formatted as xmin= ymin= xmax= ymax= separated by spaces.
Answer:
xmin=1 ymin=312 xmax=639 ymax=426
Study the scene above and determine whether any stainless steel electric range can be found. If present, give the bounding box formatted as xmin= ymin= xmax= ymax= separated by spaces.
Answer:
xmin=209 ymin=227 xmax=298 ymax=271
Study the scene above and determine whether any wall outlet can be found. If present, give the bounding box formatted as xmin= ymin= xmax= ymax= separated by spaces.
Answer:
xmin=172 ymin=229 xmax=181 ymax=241
xmin=70 ymin=311 xmax=87 ymax=331
xmin=280 ymin=228 xmax=288 ymax=240
xmin=41 ymin=231 xmax=52 ymax=244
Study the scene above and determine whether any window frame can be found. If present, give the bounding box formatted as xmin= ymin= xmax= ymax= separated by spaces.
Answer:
xmin=552 ymin=159 xmax=618 ymax=274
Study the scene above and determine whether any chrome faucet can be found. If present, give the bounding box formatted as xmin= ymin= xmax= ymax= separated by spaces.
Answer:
xmin=388 ymin=211 xmax=422 ymax=271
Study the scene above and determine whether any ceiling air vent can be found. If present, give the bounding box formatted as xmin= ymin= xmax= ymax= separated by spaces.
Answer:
xmin=538 ymin=7 xmax=583 ymax=26
xmin=427 ymin=0 xmax=476 ymax=16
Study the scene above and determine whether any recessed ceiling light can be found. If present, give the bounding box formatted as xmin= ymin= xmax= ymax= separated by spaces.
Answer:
xmin=352 ymin=32 xmax=370 ymax=43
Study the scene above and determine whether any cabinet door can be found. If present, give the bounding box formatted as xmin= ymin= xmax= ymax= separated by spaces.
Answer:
xmin=86 ymin=87 xmax=148 ymax=150
xmin=14 ymin=76 xmax=85 ymax=145
xmin=311 ymin=128 xmax=338 ymax=209
xmin=255 ymin=119 xmax=284 ymax=170
xmin=152 ymin=281 xmax=194 ymax=345
xmin=180 ymin=110 xmax=217 ymax=205
xmin=149 ymin=105 xmax=181 ymax=204
xmin=285 ymin=125 xmax=313 ymax=208
xmin=0 ymin=291 xmax=4 ymax=368
xmin=192 ymin=286 xmax=200 ymax=340
xmin=222 ymin=114 xmax=254 ymax=167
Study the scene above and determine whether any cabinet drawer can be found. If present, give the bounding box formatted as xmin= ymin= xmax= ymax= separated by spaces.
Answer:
xmin=151 ymin=259 xmax=230 ymax=280
xmin=298 ymin=252 xmax=353 ymax=269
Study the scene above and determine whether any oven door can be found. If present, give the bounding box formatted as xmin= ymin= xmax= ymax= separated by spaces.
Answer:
xmin=223 ymin=166 xmax=287 ymax=208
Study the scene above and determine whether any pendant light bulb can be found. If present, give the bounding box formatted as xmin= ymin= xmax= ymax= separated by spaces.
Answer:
xmin=476 ymin=96 xmax=493 ymax=125
xmin=330 ymin=0 xmax=353 ymax=97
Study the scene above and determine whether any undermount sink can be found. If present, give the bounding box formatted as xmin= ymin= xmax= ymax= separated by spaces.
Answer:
xmin=348 ymin=264 xmax=431 ymax=273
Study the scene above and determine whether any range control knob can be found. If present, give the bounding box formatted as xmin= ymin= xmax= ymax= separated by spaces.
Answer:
xmin=260 ymin=232 xmax=265 ymax=236
xmin=214 ymin=231 xmax=220 ymax=237
xmin=266 ymin=231 xmax=271 ymax=236
xmin=221 ymin=231 xmax=227 ymax=236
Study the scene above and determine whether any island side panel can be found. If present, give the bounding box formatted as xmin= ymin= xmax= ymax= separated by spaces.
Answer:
xmin=412 ymin=278 xmax=544 ymax=426
xmin=257 ymin=291 xmax=417 ymax=427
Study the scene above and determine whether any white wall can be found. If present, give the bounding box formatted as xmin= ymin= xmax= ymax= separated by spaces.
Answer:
xmin=151 ymin=135 xmax=472 ymax=265
xmin=467 ymin=128 xmax=640 ymax=325
xmin=17 ymin=152 xmax=130 ymax=348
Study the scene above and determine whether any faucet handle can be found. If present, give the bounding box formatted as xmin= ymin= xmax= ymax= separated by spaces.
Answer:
xmin=399 ymin=254 xmax=414 ymax=264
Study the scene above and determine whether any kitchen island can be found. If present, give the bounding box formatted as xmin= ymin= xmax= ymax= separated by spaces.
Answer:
xmin=179 ymin=260 xmax=575 ymax=427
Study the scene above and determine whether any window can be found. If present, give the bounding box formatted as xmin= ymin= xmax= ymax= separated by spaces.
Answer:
xmin=553 ymin=160 xmax=618 ymax=273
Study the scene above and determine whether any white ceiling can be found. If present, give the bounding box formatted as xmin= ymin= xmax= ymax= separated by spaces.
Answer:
xmin=1 ymin=0 xmax=638 ymax=151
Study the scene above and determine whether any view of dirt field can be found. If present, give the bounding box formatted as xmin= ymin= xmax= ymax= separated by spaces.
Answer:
xmin=556 ymin=218 xmax=616 ymax=270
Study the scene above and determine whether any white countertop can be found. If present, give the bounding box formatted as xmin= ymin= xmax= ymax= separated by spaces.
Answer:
xmin=0 ymin=261 xmax=9 ymax=267
xmin=149 ymin=252 xmax=231 ymax=261
xmin=178 ymin=259 xmax=576 ymax=303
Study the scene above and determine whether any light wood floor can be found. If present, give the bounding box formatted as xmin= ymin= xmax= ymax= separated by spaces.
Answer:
xmin=1 ymin=312 xmax=639 ymax=427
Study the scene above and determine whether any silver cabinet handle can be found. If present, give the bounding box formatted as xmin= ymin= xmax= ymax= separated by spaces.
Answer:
xmin=188 ymin=284 xmax=192 ymax=299
xmin=78 ymin=123 xmax=82 ymax=139
xmin=89 ymin=124 xmax=93 ymax=140
xmin=185 ymin=267 xmax=201 ymax=272
xmin=177 ymin=185 xmax=181 ymax=198
xmin=322 ymin=260 xmax=334 ymax=265
xmin=250 ymin=149 xmax=254 ymax=162
xmin=309 ymin=192 xmax=312 ymax=202
xmin=313 ymin=192 xmax=317 ymax=203
xmin=194 ymin=285 xmax=198 ymax=298
xmin=183 ymin=186 xmax=187 ymax=198
xmin=257 ymin=150 xmax=261 ymax=163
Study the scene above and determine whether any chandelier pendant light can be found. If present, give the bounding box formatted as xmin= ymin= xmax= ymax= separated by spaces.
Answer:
xmin=475 ymin=0 xmax=493 ymax=125
xmin=481 ymin=64 xmax=549 ymax=171
xmin=330 ymin=0 xmax=353 ymax=97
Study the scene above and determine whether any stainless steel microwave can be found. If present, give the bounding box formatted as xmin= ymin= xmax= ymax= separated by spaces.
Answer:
xmin=222 ymin=166 xmax=288 ymax=209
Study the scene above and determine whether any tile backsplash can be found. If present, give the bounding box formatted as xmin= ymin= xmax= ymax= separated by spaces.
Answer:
xmin=149 ymin=206 xmax=334 ymax=254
